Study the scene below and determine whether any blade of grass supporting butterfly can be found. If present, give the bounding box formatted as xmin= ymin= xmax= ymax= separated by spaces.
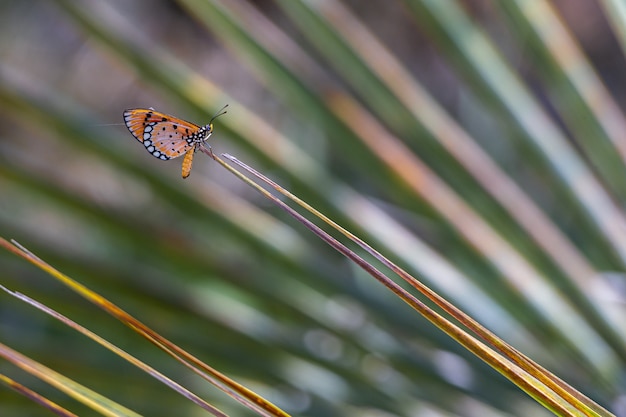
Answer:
xmin=0 ymin=285 xmax=228 ymax=417
xmin=0 ymin=237 xmax=290 ymax=417
xmin=0 ymin=373 xmax=79 ymax=417
xmin=0 ymin=343 xmax=141 ymax=417
xmin=211 ymin=151 xmax=612 ymax=417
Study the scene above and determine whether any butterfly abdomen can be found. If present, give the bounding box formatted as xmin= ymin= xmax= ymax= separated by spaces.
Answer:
xmin=182 ymin=147 xmax=195 ymax=178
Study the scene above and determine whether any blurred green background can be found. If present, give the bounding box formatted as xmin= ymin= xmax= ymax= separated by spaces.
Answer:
xmin=1 ymin=0 xmax=626 ymax=416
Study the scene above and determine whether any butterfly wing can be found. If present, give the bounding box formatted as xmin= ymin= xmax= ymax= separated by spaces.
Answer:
xmin=123 ymin=109 xmax=201 ymax=160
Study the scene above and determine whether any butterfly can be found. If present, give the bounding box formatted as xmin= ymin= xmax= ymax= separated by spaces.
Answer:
xmin=123 ymin=105 xmax=228 ymax=178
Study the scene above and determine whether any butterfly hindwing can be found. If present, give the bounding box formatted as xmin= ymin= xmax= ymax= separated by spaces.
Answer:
xmin=123 ymin=109 xmax=201 ymax=160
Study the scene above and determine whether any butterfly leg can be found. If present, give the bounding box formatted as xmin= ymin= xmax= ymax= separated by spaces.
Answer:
xmin=200 ymin=142 xmax=216 ymax=160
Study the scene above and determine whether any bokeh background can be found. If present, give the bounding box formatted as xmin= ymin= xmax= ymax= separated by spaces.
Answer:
xmin=1 ymin=0 xmax=626 ymax=416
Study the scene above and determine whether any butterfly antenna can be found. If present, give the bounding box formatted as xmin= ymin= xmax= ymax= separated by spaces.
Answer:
xmin=209 ymin=104 xmax=229 ymax=124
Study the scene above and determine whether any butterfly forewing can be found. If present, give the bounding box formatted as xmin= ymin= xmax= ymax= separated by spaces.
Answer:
xmin=123 ymin=109 xmax=202 ymax=160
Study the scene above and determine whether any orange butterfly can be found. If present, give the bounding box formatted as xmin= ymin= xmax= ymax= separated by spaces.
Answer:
xmin=123 ymin=105 xmax=227 ymax=178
